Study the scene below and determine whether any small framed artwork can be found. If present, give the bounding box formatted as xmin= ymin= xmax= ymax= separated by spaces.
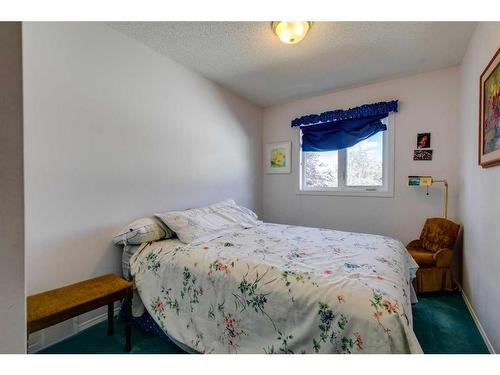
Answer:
xmin=407 ymin=176 xmax=432 ymax=186
xmin=407 ymin=176 xmax=421 ymax=186
xmin=417 ymin=133 xmax=431 ymax=149
xmin=265 ymin=141 xmax=291 ymax=174
xmin=413 ymin=149 xmax=433 ymax=161
xmin=479 ymin=47 xmax=500 ymax=168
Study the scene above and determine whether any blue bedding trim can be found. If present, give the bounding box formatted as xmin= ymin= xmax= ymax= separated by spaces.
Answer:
xmin=118 ymin=302 xmax=172 ymax=344
xmin=118 ymin=302 xmax=198 ymax=353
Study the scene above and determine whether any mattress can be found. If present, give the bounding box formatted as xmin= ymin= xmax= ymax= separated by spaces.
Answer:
xmin=129 ymin=222 xmax=422 ymax=353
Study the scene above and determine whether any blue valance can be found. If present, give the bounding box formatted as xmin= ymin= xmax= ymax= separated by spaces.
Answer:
xmin=291 ymin=100 xmax=398 ymax=127
xmin=294 ymin=100 xmax=398 ymax=152
xmin=301 ymin=114 xmax=387 ymax=152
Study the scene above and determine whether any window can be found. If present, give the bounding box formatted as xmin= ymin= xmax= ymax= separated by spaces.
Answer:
xmin=299 ymin=117 xmax=393 ymax=196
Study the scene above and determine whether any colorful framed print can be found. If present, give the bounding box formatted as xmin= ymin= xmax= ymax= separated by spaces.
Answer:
xmin=479 ymin=47 xmax=500 ymax=168
xmin=407 ymin=176 xmax=432 ymax=186
xmin=407 ymin=176 xmax=421 ymax=186
xmin=265 ymin=141 xmax=291 ymax=174
xmin=417 ymin=133 xmax=431 ymax=149
xmin=413 ymin=149 xmax=433 ymax=161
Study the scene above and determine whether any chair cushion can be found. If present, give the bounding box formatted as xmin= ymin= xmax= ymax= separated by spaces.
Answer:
xmin=408 ymin=247 xmax=436 ymax=268
xmin=420 ymin=218 xmax=460 ymax=253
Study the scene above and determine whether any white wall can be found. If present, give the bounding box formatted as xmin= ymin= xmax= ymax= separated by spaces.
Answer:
xmin=0 ymin=22 xmax=25 ymax=354
xmin=458 ymin=22 xmax=500 ymax=352
xmin=263 ymin=67 xmax=460 ymax=246
xmin=23 ymin=22 xmax=262 ymax=349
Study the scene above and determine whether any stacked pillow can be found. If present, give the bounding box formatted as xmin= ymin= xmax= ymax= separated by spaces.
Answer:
xmin=156 ymin=199 xmax=260 ymax=245
xmin=113 ymin=199 xmax=260 ymax=246
xmin=209 ymin=200 xmax=260 ymax=229
xmin=112 ymin=217 xmax=174 ymax=246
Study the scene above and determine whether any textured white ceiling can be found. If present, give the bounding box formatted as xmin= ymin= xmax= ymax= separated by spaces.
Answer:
xmin=109 ymin=22 xmax=476 ymax=107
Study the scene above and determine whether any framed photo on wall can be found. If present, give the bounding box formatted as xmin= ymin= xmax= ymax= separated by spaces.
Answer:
xmin=413 ymin=149 xmax=433 ymax=161
xmin=417 ymin=133 xmax=431 ymax=149
xmin=479 ymin=47 xmax=500 ymax=168
xmin=264 ymin=141 xmax=291 ymax=174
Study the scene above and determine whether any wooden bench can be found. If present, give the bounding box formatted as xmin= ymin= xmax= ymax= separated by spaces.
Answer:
xmin=27 ymin=273 xmax=133 ymax=352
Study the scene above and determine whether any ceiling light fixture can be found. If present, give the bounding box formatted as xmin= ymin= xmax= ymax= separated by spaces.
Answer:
xmin=272 ymin=21 xmax=312 ymax=45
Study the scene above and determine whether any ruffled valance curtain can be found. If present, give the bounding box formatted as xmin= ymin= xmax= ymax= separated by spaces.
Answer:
xmin=292 ymin=100 xmax=398 ymax=152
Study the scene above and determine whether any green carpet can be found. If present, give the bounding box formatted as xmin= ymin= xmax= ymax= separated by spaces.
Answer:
xmin=38 ymin=319 xmax=185 ymax=354
xmin=39 ymin=292 xmax=489 ymax=354
xmin=412 ymin=292 xmax=489 ymax=354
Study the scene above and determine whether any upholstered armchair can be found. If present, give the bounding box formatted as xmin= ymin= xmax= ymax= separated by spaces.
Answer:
xmin=407 ymin=218 xmax=460 ymax=294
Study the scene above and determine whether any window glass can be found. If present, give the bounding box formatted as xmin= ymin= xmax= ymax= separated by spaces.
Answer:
xmin=304 ymin=151 xmax=338 ymax=188
xmin=346 ymin=132 xmax=383 ymax=186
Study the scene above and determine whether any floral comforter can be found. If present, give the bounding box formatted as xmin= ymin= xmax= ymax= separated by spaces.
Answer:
xmin=129 ymin=223 xmax=422 ymax=354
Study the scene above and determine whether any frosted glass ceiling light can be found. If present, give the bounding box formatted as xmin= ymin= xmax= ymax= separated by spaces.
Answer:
xmin=272 ymin=21 xmax=312 ymax=45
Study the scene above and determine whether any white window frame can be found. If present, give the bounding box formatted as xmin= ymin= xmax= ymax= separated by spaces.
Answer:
xmin=297 ymin=114 xmax=394 ymax=197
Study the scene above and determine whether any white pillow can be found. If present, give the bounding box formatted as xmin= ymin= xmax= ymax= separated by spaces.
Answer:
xmin=112 ymin=217 xmax=173 ymax=246
xmin=209 ymin=199 xmax=261 ymax=228
xmin=155 ymin=206 xmax=238 ymax=245
xmin=155 ymin=199 xmax=260 ymax=245
xmin=237 ymin=205 xmax=259 ymax=221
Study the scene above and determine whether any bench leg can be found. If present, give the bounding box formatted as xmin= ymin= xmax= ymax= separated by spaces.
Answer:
xmin=107 ymin=302 xmax=114 ymax=335
xmin=124 ymin=289 xmax=132 ymax=352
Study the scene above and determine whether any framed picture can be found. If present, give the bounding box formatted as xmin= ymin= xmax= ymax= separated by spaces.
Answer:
xmin=407 ymin=176 xmax=421 ymax=186
xmin=413 ymin=149 xmax=433 ymax=161
xmin=417 ymin=133 xmax=431 ymax=149
xmin=265 ymin=141 xmax=291 ymax=174
xmin=408 ymin=176 xmax=432 ymax=186
xmin=479 ymin=47 xmax=500 ymax=168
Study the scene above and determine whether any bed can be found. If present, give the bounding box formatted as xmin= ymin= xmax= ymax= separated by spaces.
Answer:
xmin=125 ymin=219 xmax=422 ymax=354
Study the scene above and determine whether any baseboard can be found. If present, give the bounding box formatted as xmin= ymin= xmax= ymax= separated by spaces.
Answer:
xmin=78 ymin=306 xmax=121 ymax=332
xmin=459 ymin=287 xmax=496 ymax=354
xmin=30 ymin=306 xmax=121 ymax=353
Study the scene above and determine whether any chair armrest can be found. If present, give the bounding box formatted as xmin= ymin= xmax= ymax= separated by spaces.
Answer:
xmin=433 ymin=248 xmax=453 ymax=268
xmin=406 ymin=240 xmax=421 ymax=249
